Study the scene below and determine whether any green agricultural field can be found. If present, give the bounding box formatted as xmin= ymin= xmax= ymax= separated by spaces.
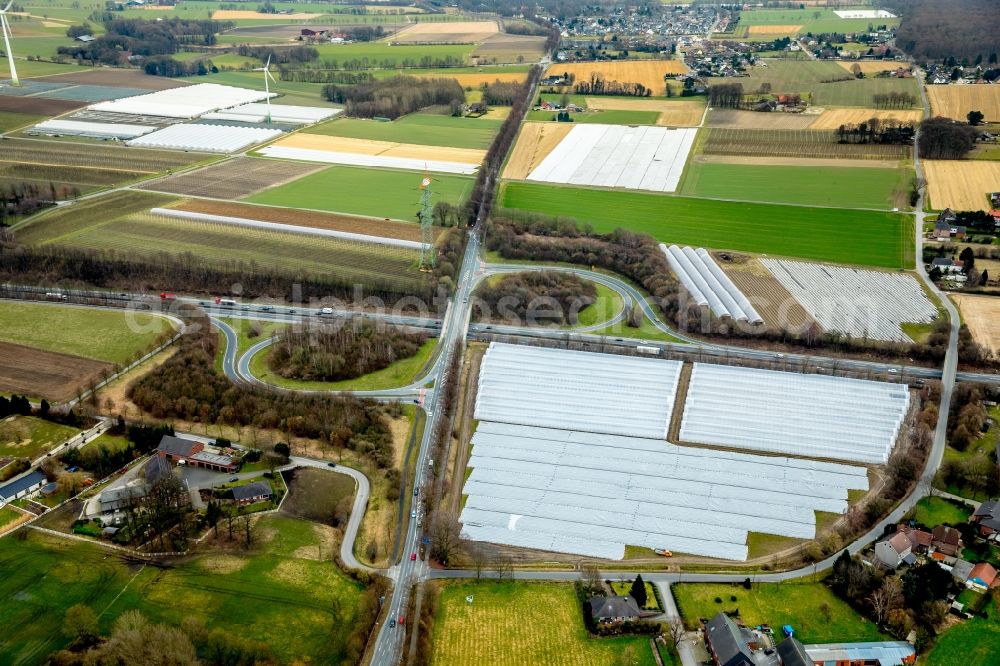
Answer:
xmin=250 ymin=337 xmax=436 ymax=391
xmin=0 ymin=505 xmax=23 ymax=531
xmin=312 ymin=41 xmax=475 ymax=64
xmin=0 ymin=415 xmax=81 ymax=460
xmin=248 ymin=164 xmax=473 ymax=221
xmin=371 ymin=64 xmax=532 ymax=80
xmin=188 ymin=70 xmax=337 ymax=103
xmin=526 ymin=109 xmax=662 ymax=125
xmin=79 ymin=432 xmax=132 ymax=456
xmin=708 ymin=59 xmax=919 ymax=108
xmin=431 ymin=581 xmax=657 ymax=666
xmin=672 ymin=582 xmax=885 ymax=644
xmin=311 ymin=112 xmax=502 ymax=149
xmin=0 ymin=515 xmax=365 ymax=665
xmin=910 ymin=496 xmax=973 ymax=527
xmin=729 ymin=8 xmax=899 ymax=36
xmin=0 ymin=300 xmax=174 ymax=365
xmin=679 ymin=162 xmax=914 ymax=210
xmin=500 ymin=182 xmax=912 ymax=269
xmin=0 ymin=110 xmax=45 ymax=133
xmin=926 ymin=604 xmax=1000 ymax=666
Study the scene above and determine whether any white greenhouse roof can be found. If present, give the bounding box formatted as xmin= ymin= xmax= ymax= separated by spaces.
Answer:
xmin=257 ymin=145 xmax=479 ymax=175
xmin=474 ymin=342 xmax=682 ymax=439
xmin=459 ymin=422 xmax=869 ymax=561
xmin=89 ymin=83 xmax=274 ymax=119
xmin=204 ymin=103 xmax=341 ymax=125
xmin=30 ymin=118 xmax=156 ymax=139
xmin=680 ymin=363 xmax=909 ymax=464
xmin=762 ymin=258 xmax=937 ymax=342
xmin=661 ymin=244 xmax=763 ymax=324
xmin=128 ymin=123 xmax=283 ymax=153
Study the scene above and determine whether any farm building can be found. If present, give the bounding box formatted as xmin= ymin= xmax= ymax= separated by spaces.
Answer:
xmin=0 ymin=470 xmax=47 ymax=507
xmin=803 ymin=641 xmax=915 ymax=665
xmin=99 ymin=485 xmax=147 ymax=513
xmin=704 ymin=612 xmax=755 ymax=666
xmin=971 ymin=500 xmax=1000 ymax=536
xmin=588 ymin=596 xmax=640 ymax=624
xmin=231 ymin=481 xmax=273 ymax=506
xmin=142 ymin=455 xmax=174 ymax=485
xmin=776 ymin=638 xmax=811 ymax=666
xmin=156 ymin=435 xmax=238 ymax=473
xmin=932 ymin=525 xmax=963 ymax=557
xmin=930 ymin=257 xmax=963 ymax=274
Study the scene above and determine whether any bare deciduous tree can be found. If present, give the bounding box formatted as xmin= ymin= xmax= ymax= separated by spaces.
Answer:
xmin=491 ymin=555 xmax=513 ymax=581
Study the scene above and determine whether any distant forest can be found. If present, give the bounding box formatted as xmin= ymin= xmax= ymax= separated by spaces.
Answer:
xmin=882 ymin=0 xmax=999 ymax=63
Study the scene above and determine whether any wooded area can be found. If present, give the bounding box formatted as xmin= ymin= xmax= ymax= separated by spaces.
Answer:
xmin=475 ymin=271 xmax=597 ymax=325
xmin=886 ymin=0 xmax=999 ymax=63
xmin=917 ymin=117 xmax=977 ymax=159
xmin=323 ymin=76 xmax=465 ymax=119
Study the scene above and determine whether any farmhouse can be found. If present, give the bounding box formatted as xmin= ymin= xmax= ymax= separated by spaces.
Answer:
xmin=0 ymin=470 xmax=46 ymax=507
xmin=231 ymin=481 xmax=273 ymax=506
xmin=99 ymin=484 xmax=147 ymax=513
xmin=932 ymin=525 xmax=964 ymax=557
xmin=932 ymin=221 xmax=966 ymax=240
xmin=588 ymin=596 xmax=640 ymax=624
xmin=929 ymin=257 xmax=963 ymax=274
xmin=971 ymin=499 xmax=1000 ymax=536
xmin=874 ymin=532 xmax=914 ymax=569
xmin=896 ymin=524 xmax=933 ymax=553
xmin=704 ymin=612 xmax=755 ymax=666
xmin=142 ymin=455 xmax=173 ymax=485
xmin=156 ymin=435 xmax=238 ymax=473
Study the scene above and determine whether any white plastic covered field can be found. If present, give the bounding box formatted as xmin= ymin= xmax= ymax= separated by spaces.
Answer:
xmin=90 ymin=83 xmax=273 ymax=119
xmin=661 ymin=244 xmax=764 ymax=323
xmin=833 ymin=9 xmax=895 ymax=18
xmin=526 ymin=124 xmax=696 ymax=192
xmin=459 ymin=422 xmax=869 ymax=560
xmin=680 ymin=363 xmax=909 ymax=464
xmin=128 ymin=123 xmax=283 ymax=153
xmin=474 ymin=343 xmax=682 ymax=439
xmin=761 ymin=258 xmax=938 ymax=342
xmin=30 ymin=119 xmax=156 ymax=140
xmin=257 ymin=145 xmax=479 ymax=175
xmin=201 ymin=103 xmax=341 ymax=125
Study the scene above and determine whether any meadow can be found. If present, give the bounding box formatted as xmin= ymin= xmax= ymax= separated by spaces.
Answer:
xmin=927 ymin=601 xmax=1000 ymax=666
xmin=310 ymin=112 xmax=503 ymax=150
xmin=247 ymin=164 xmax=473 ymax=221
xmin=910 ymin=496 xmax=973 ymax=527
xmin=708 ymin=60 xmax=920 ymax=108
xmin=679 ymin=162 xmax=913 ymax=210
xmin=0 ymin=415 xmax=81 ymax=460
xmin=0 ymin=300 xmax=174 ymax=364
xmin=526 ymin=109 xmax=661 ymax=125
xmin=0 ymin=516 xmax=365 ymax=665
xmin=500 ymin=182 xmax=912 ymax=269
xmin=672 ymin=582 xmax=885 ymax=644
xmin=312 ymin=41 xmax=475 ymax=63
xmin=250 ymin=337 xmax=436 ymax=391
xmin=729 ymin=8 xmax=899 ymax=37
xmin=430 ymin=581 xmax=658 ymax=666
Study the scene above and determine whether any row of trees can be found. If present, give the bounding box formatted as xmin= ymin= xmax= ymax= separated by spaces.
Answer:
xmin=304 ymin=54 xmax=466 ymax=72
xmin=475 ymin=271 xmax=597 ymax=326
xmin=234 ymin=44 xmax=317 ymax=64
xmin=871 ymin=92 xmax=919 ymax=109
xmin=127 ymin=316 xmax=399 ymax=469
xmin=574 ymin=74 xmax=654 ymax=97
xmin=834 ymin=119 xmax=915 ymax=145
xmin=917 ymin=117 xmax=978 ymax=159
xmin=0 ymin=182 xmax=77 ymax=227
xmin=481 ymin=80 xmax=525 ymax=106
xmin=707 ymin=82 xmax=744 ymax=109
xmin=143 ymin=56 xmax=215 ymax=78
xmin=267 ymin=321 xmax=428 ymax=382
xmin=279 ymin=68 xmax=375 ymax=84
xmin=323 ymin=76 xmax=464 ymax=119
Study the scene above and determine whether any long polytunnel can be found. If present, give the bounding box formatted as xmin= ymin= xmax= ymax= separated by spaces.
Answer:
xmin=459 ymin=422 xmax=870 ymax=561
xmin=695 ymin=248 xmax=764 ymax=324
xmin=474 ymin=343 xmax=682 ymax=439
xmin=680 ymin=363 xmax=908 ymax=464
xmin=661 ymin=244 xmax=764 ymax=324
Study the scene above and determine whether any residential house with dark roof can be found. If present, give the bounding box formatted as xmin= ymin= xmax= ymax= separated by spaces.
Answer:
xmin=929 ymin=257 xmax=963 ymax=274
xmin=231 ymin=481 xmax=273 ymax=506
xmin=932 ymin=525 xmax=963 ymax=557
xmin=99 ymin=484 xmax=147 ymax=513
xmin=0 ymin=470 xmax=46 ymax=506
xmin=588 ymin=596 xmax=641 ymax=624
xmin=875 ymin=531 xmax=914 ymax=569
xmin=951 ymin=558 xmax=975 ymax=583
xmin=705 ymin=612 xmax=755 ymax=666
xmin=776 ymin=636 xmax=811 ymax=666
xmin=157 ymin=435 xmax=238 ymax=473
xmin=971 ymin=500 xmax=1000 ymax=536
xmin=142 ymin=455 xmax=173 ymax=485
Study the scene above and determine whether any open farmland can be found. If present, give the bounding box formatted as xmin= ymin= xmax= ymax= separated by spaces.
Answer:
xmin=0 ymin=517 xmax=366 ymax=665
xmin=707 ymin=109 xmax=818 ymax=129
xmin=702 ymin=128 xmax=912 ymax=161
xmin=503 ymin=122 xmax=574 ymax=180
xmin=431 ymin=581 xmax=657 ymax=666
xmin=247 ymin=164 xmax=473 ymax=221
xmin=679 ymin=162 xmax=913 ymax=209
xmin=834 ymin=60 xmax=910 ymax=76
xmin=500 ymin=182 xmax=912 ymax=268
xmin=709 ymin=60 xmax=920 ymax=107
xmin=0 ymin=95 xmax=83 ymax=116
xmin=312 ymin=41 xmax=476 ymax=63
xmin=808 ymin=108 xmax=923 ymax=130
xmin=927 ymin=85 xmax=1000 ymax=122
xmin=923 ymin=160 xmax=1000 ymax=211
xmin=472 ymin=34 xmax=547 ymax=62
xmin=15 ymin=191 xmax=174 ymax=243
xmin=952 ymin=295 xmax=1000 ymax=355
xmin=0 ymin=138 xmax=212 ymax=173
xmin=584 ymin=97 xmax=705 ymax=126
xmin=34 ymin=68 xmax=191 ymax=90
xmin=212 ymin=9 xmax=324 ymax=19
xmin=720 ymin=258 xmax=815 ymax=332
xmin=747 ymin=24 xmax=802 ymax=35
xmin=0 ymin=300 xmax=174 ymax=364
xmin=309 ymin=112 xmax=502 ymax=150
xmin=171 ymin=199 xmax=430 ymax=242
xmin=728 ymin=8 xmax=899 ymax=37
xmin=546 ymin=60 xmax=687 ymax=95
xmin=22 ymin=209 xmax=424 ymax=293
xmin=0 ymin=414 xmax=82 ymax=460
xmin=392 ymin=20 xmax=499 ymax=43
xmin=0 ymin=341 xmax=113 ymax=401
xmin=138 ymin=157 xmax=325 ymax=199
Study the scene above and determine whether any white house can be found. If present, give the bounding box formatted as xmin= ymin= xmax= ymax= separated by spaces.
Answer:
xmin=875 ymin=532 xmax=914 ymax=569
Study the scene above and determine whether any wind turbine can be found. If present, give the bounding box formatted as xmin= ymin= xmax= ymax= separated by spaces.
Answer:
xmin=0 ymin=0 xmax=19 ymax=87
xmin=253 ymin=55 xmax=276 ymax=124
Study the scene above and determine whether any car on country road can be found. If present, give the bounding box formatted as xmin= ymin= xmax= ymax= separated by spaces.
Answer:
xmin=327 ymin=462 xmax=337 ymax=468
xmin=389 ymin=618 xmax=396 ymax=628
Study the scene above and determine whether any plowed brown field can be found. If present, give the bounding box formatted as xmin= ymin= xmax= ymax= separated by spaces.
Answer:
xmin=720 ymin=258 xmax=815 ymax=332
xmin=0 ymin=341 xmax=112 ymax=401
xmin=139 ymin=157 xmax=323 ymax=199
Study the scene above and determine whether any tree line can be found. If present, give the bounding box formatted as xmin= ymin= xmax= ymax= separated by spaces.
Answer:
xmin=574 ymin=74 xmax=654 ymax=97
xmin=707 ymin=82 xmax=744 ymax=108
xmin=323 ymin=76 xmax=464 ymax=119
xmin=279 ymin=68 xmax=375 ymax=84
xmin=302 ymin=54 xmax=466 ymax=72
xmin=143 ymin=56 xmax=215 ymax=77
xmin=475 ymin=271 xmax=597 ymax=326
xmin=834 ymin=119 xmax=915 ymax=144
xmin=871 ymin=92 xmax=918 ymax=109
xmin=481 ymin=80 xmax=524 ymax=106
xmin=128 ymin=315 xmax=399 ymax=469
xmin=267 ymin=321 xmax=428 ymax=382
xmin=917 ymin=117 xmax=978 ymax=159
xmin=234 ymin=44 xmax=318 ymax=64
xmin=0 ymin=181 xmax=78 ymax=226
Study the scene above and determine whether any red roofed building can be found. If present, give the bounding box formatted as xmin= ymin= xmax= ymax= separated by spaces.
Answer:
xmin=969 ymin=562 xmax=998 ymax=589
